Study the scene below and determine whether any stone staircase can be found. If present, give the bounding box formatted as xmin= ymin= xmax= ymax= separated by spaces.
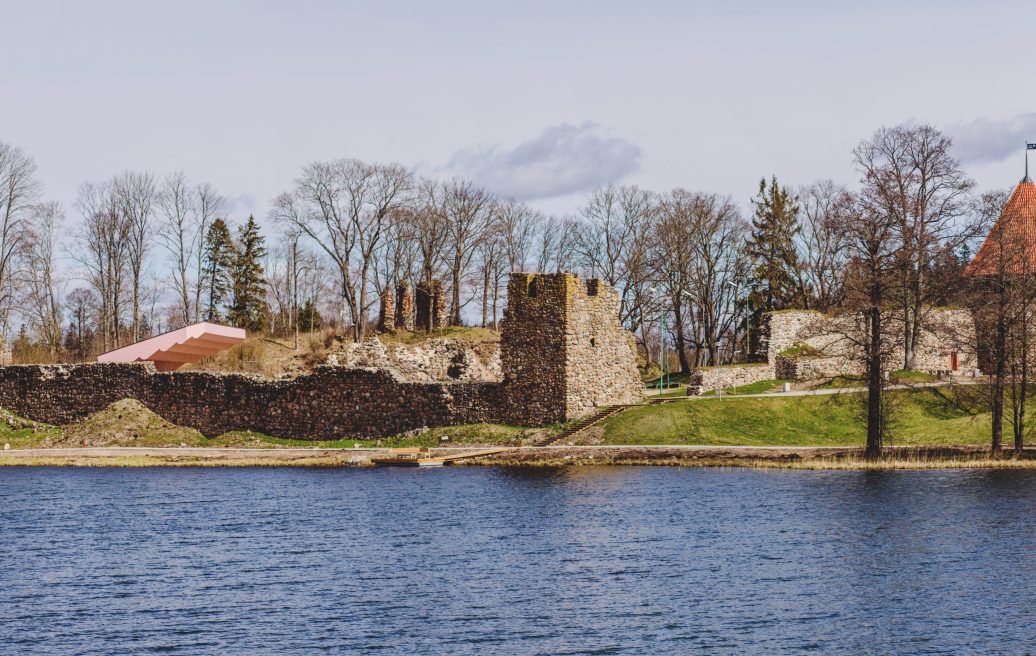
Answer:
xmin=537 ymin=405 xmax=635 ymax=446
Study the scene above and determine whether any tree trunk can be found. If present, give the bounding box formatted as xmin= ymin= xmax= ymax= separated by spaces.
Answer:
xmin=992 ymin=281 xmax=1006 ymax=457
xmin=865 ymin=304 xmax=883 ymax=460
xmin=672 ymin=298 xmax=690 ymax=374
xmin=1017 ymin=300 xmax=1028 ymax=455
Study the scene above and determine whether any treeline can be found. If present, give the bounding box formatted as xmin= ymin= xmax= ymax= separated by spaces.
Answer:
xmin=0 ymin=125 xmax=985 ymax=377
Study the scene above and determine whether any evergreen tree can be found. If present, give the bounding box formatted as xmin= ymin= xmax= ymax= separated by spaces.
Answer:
xmin=228 ymin=215 xmax=268 ymax=331
xmin=747 ymin=176 xmax=802 ymax=312
xmin=297 ymin=298 xmax=322 ymax=332
xmin=202 ymin=218 xmax=235 ymax=322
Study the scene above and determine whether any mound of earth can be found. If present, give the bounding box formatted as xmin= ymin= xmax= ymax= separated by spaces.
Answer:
xmin=47 ymin=399 xmax=203 ymax=447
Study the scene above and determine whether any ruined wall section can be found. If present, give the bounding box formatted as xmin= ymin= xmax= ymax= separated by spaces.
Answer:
xmin=562 ymin=277 xmax=643 ymax=417
xmin=0 ymin=272 xmax=645 ymax=438
xmin=498 ymin=273 xmax=569 ymax=424
xmin=0 ymin=363 xmax=504 ymax=440
xmin=499 ymin=273 xmax=642 ymax=423
xmin=761 ymin=308 xmax=978 ymax=380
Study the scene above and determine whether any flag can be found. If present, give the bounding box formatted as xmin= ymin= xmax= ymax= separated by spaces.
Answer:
xmin=1028 ymin=143 xmax=1036 ymax=150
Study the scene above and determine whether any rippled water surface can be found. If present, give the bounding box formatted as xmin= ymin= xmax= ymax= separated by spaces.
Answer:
xmin=3 ymin=466 xmax=1036 ymax=654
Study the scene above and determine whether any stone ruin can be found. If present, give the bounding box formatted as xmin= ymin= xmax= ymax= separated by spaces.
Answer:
xmin=394 ymin=283 xmax=415 ymax=332
xmin=377 ymin=288 xmax=395 ymax=334
xmin=759 ymin=309 xmax=978 ymax=381
xmin=377 ymin=280 xmax=445 ymax=333
xmin=687 ymin=308 xmax=980 ymax=395
xmin=415 ymin=279 xmax=447 ymax=331
xmin=0 ymin=272 xmax=644 ymax=439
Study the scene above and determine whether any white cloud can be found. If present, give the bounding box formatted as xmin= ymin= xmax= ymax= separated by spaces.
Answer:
xmin=445 ymin=122 xmax=641 ymax=201
xmin=947 ymin=113 xmax=1036 ymax=164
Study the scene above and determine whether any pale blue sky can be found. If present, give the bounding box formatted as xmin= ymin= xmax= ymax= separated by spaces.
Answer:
xmin=3 ymin=0 xmax=1036 ymax=223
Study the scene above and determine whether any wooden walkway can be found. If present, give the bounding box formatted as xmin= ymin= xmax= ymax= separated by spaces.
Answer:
xmin=371 ymin=447 xmax=512 ymax=467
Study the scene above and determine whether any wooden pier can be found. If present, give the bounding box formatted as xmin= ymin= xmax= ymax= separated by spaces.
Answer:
xmin=371 ymin=447 xmax=512 ymax=467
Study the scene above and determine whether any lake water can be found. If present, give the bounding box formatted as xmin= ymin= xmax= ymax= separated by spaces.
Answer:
xmin=2 ymin=466 xmax=1036 ymax=655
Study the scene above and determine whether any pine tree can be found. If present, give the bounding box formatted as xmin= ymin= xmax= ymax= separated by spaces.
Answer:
xmin=297 ymin=298 xmax=322 ymax=332
xmin=747 ymin=176 xmax=802 ymax=312
xmin=228 ymin=215 xmax=268 ymax=332
xmin=202 ymin=218 xmax=235 ymax=322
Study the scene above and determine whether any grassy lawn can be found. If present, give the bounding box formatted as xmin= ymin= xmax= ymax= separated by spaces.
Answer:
xmin=813 ymin=370 xmax=940 ymax=390
xmin=603 ymin=387 xmax=996 ymax=446
xmin=701 ymin=379 xmax=791 ymax=396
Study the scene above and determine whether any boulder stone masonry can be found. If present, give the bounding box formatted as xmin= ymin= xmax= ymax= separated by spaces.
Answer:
xmin=394 ymin=283 xmax=415 ymax=332
xmin=376 ymin=288 xmax=395 ymax=333
xmin=415 ymin=279 xmax=447 ymax=331
xmin=760 ymin=309 xmax=977 ymax=379
xmin=0 ymin=272 xmax=642 ymax=440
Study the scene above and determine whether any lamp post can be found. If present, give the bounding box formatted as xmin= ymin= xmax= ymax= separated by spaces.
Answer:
xmin=650 ymin=286 xmax=669 ymax=396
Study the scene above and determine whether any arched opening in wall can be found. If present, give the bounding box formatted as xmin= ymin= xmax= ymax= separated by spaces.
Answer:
xmin=528 ymin=277 xmax=539 ymax=298
xmin=587 ymin=279 xmax=600 ymax=296
xmin=590 ymin=337 xmax=597 ymax=348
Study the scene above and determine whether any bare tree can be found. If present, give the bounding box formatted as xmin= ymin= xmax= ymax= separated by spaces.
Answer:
xmin=797 ymin=179 xmax=849 ymax=311
xmin=835 ymin=188 xmax=904 ymax=459
xmin=574 ymin=185 xmax=653 ymax=322
xmin=193 ymin=182 xmax=226 ymax=323
xmin=273 ymin=159 xmax=412 ymax=341
xmin=20 ymin=202 xmax=64 ymax=356
xmin=73 ymin=181 xmax=132 ymax=350
xmin=114 ymin=171 xmax=157 ymax=341
xmin=537 ymin=215 xmax=578 ymax=274
xmin=442 ymin=179 xmax=494 ymax=326
xmin=65 ymin=287 xmax=97 ymax=360
xmin=853 ymin=124 xmax=975 ymax=370
xmin=157 ymin=172 xmax=196 ymax=327
xmin=0 ymin=141 xmax=42 ymax=332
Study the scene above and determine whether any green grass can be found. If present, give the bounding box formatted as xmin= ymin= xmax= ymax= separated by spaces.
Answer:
xmin=602 ymin=387 xmax=996 ymax=446
xmin=813 ymin=370 xmax=939 ymax=389
xmin=377 ymin=326 xmax=500 ymax=347
xmin=778 ymin=341 xmax=822 ymax=358
xmin=701 ymin=379 xmax=791 ymax=396
xmin=694 ymin=362 xmax=771 ymax=371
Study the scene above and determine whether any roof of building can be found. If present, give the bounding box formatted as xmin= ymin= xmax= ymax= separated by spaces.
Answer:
xmin=96 ymin=322 xmax=246 ymax=371
xmin=965 ymin=178 xmax=1036 ymax=276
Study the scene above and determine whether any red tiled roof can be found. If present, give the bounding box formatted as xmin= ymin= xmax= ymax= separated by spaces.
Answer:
xmin=965 ymin=179 xmax=1036 ymax=276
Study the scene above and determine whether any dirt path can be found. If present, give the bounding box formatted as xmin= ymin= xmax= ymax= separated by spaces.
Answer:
xmin=1 ymin=444 xmax=1020 ymax=469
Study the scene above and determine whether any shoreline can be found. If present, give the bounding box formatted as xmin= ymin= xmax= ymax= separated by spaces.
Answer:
xmin=2 ymin=445 xmax=1033 ymax=470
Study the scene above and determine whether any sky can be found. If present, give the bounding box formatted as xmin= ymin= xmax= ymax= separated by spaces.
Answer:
xmin=4 ymin=0 xmax=1036 ymax=227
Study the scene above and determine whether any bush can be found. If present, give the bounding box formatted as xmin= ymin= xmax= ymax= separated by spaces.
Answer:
xmin=779 ymin=341 xmax=822 ymax=358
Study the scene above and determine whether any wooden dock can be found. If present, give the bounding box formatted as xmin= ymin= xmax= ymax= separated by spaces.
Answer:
xmin=371 ymin=447 xmax=512 ymax=467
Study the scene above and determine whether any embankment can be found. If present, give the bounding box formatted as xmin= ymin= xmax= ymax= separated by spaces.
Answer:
xmin=2 ymin=445 xmax=1031 ymax=469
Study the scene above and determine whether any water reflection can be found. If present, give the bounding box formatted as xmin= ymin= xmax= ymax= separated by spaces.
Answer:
xmin=2 ymin=466 xmax=1036 ymax=654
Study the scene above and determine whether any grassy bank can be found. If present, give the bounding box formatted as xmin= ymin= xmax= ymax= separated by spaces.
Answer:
xmin=601 ymin=387 xmax=996 ymax=446
xmin=0 ymin=385 xmax=1005 ymax=455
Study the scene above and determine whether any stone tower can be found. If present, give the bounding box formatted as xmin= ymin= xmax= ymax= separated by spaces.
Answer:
xmin=499 ymin=272 xmax=642 ymax=424
xmin=395 ymin=283 xmax=415 ymax=331
xmin=376 ymin=288 xmax=395 ymax=333
xmin=416 ymin=279 xmax=446 ymax=331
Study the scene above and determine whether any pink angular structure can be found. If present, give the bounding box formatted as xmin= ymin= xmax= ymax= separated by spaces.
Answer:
xmin=97 ymin=322 xmax=247 ymax=372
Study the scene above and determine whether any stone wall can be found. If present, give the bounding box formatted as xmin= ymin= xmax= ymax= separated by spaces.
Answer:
xmin=0 ymin=363 xmax=504 ymax=440
xmin=688 ymin=364 xmax=775 ymax=395
xmin=761 ymin=308 xmax=978 ymax=381
xmin=560 ymin=276 xmax=644 ymax=417
xmin=0 ymin=272 xmax=644 ymax=439
xmin=333 ymin=337 xmax=501 ymax=383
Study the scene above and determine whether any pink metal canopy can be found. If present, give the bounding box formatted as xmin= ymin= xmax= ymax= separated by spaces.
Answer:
xmin=97 ymin=322 xmax=247 ymax=371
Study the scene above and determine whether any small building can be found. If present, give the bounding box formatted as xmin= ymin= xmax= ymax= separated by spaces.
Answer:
xmin=97 ymin=322 xmax=246 ymax=371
